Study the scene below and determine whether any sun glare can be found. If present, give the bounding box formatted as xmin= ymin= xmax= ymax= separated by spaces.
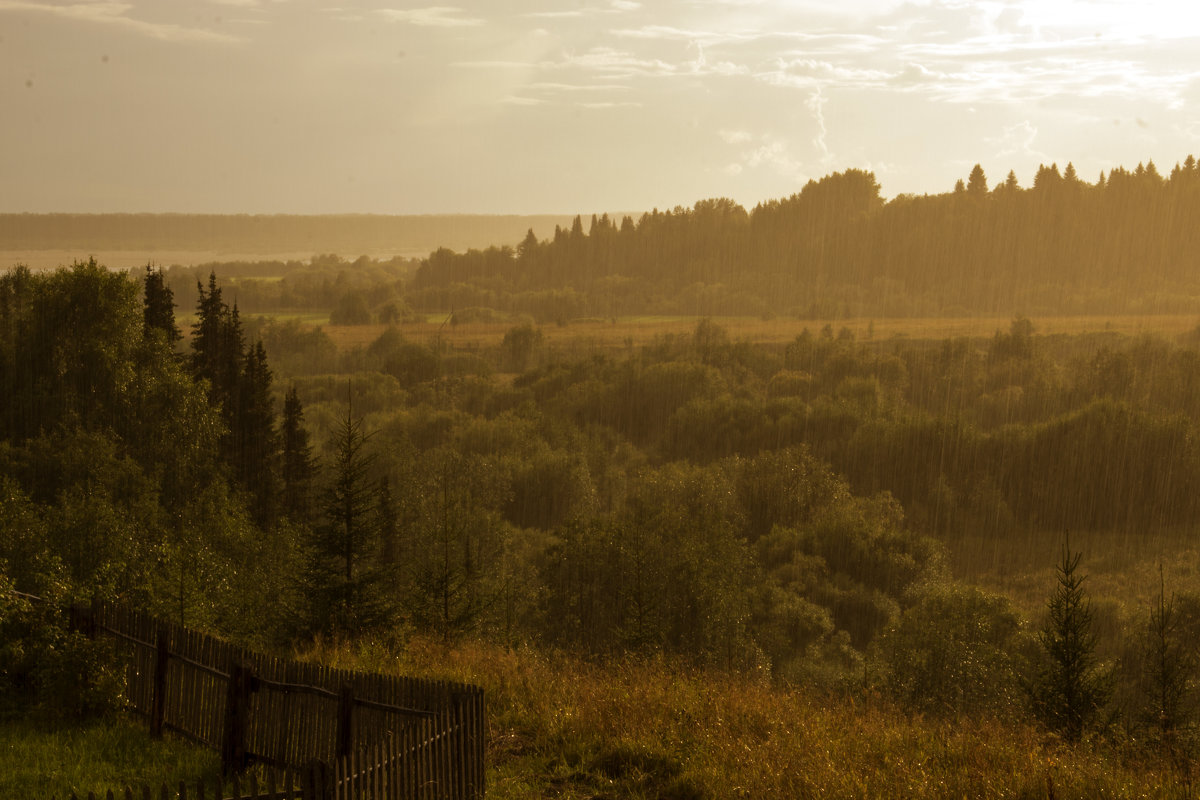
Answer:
xmin=1012 ymin=0 xmax=1200 ymax=39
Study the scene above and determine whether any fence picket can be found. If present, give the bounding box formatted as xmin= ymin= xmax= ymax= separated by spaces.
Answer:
xmin=64 ymin=599 xmax=483 ymax=799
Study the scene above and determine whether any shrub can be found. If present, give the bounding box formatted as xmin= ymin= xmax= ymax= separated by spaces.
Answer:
xmin=875 ymin=582 xmax=1029 ymax=717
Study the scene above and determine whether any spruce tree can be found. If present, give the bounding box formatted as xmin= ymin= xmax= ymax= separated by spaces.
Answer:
xmin=191 ymin=272 xmax=227 ymax=394
xmin=305 ymin=398 xmax=391 ymax=636
xmin=280 ymin=386 xmax=315 ymax=524
xmin=142 ymin=264 xmax=180 ymax=345
xmin=1141 ymin=567 xmax=1196 ymax=754
xmin=238 ymin=341 xmax=279 ymax=526
xmin=1030 ymin=539 xmax=1110 ymax=742
xmin=967 ymin=163 xmax=988 ymax=196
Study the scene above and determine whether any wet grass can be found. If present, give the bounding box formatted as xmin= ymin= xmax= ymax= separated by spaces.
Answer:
xmin=0 ymin=713 xmax=220 ymax=800
xmin=302 ymin=635 xmax=1192 ymax=800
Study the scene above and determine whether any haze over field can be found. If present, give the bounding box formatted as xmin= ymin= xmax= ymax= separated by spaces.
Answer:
xmin=3 ymin=0 xmax=1199 ymax=214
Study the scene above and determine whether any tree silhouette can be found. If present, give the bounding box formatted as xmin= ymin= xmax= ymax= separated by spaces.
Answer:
xmin=280 ymin=386 xmax=315 ymax=524
xmin=305 ymin=395 xmax=391 ymax=636
xmin=142 ymin=264 xmax=180 ymax=345
xmin=967 ymin=164 xmax=988 ymax=196
xmin=1030 ymin=539 xmax=1110 ymax=742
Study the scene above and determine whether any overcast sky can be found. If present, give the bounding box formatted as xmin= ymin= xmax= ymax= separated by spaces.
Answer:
xmin=2 ymin=0 xmax=1199 ymax=214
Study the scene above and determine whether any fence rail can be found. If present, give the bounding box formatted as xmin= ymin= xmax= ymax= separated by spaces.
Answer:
xmin=66 ymin=599 xmax=484 ymax=800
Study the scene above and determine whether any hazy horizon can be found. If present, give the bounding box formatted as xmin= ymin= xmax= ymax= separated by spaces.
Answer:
xmin=3 ymin=0 xmax=1198 ymax=215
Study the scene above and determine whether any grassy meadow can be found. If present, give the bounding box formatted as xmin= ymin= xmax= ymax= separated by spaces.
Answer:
xmin=297 ymin=634 xmax=1189 ymax=800
xmin=316 ymin=312 xmax=1200 ymax=354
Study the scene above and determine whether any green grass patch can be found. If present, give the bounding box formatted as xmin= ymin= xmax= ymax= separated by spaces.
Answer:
xmin=0 ymin=714 xmax=220 ymax=800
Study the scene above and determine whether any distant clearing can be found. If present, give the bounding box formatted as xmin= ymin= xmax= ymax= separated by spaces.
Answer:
xmin=317 ymin=313 xmax=1200 ymax=352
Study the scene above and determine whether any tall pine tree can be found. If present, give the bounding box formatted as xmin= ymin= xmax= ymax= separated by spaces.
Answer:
xmin=142 ymin=264 xmax=180 ymax=345
xmin=238 ymin=341 xmax=280 ymax=527
xmin=305 ymin=395 xmax=392 ymax=636
xmin=280 ymin=385 xmax=315 ymax=524
xmin=1030 ymin=539 xmax=1111 ymax=742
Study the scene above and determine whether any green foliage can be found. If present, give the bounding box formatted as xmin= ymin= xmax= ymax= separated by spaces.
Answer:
xmin=1029 ymin=542 xmax=1112 ymax=742
xmin=254 ymin=317 xmax=338 ymax=376
xmin=408 ymin=157 xmax=1200 ymax=318
xmin=304 ymin=403 xmax=393 ymax=638
xmin=0 ymin=260 xmax=143 ymax=441
xmin=875 ymin=582 xmax=1029 ymax=717
xmin=1125 ymin=579 xmax=1200 ymax=755
xmin=280 ymin=386 xmax=316 ymax=524
xmin=330 ymin=290 xmax=372 ymax=325
xmin=368 ymin=327 xmax=441 ymax=387
xmin=0 ymin=715 xmax=220 ymax=800
xmin=142 ymin=264 xmax=180 ymax=346
xmin=501 ymin=322 xmax=543 ymax=372
xmin=402 ymin=447 xmax=510 ymax=642
xmin=0 ymin=571 xmax=123 ymax=719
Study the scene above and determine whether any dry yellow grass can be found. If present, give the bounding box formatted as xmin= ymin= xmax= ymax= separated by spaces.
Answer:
xmin=302 ymin=636 xmax=1189 ymax=799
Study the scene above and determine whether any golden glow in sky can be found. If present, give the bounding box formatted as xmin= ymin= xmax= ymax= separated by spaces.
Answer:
xmin=1 ymin=0 xmax=1198 ymax=213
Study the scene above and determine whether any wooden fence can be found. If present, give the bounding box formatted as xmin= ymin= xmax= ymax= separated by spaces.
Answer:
xmin=69 ymin=600 xmax=485 ymax=800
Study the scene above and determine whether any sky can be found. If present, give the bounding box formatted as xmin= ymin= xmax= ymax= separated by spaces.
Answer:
xmin=2 ymin=0 xmax=1199 ymax=214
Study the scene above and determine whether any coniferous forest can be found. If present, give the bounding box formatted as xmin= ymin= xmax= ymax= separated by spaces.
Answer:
xmin=8 ymin=161 xmax=1200 ymax=797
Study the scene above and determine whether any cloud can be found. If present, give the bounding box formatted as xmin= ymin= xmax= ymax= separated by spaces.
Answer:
xmin=577 ymin=100 xmax=643 ymax=108
xmin=987 ymin=119 xmax=1050 ymax=161
xmin=613 ymin=25 xmax=757 ymax=46
xmin=528 ymin=81 xmax=632 ymax=92
xmin=525 ymin=9 xmax=585 ymax=19
xmin=557 ymin=46 xmax=678 ymax=79
xmin=719 ymin=130 xmax=810 ymax=182
xmin=377 ymin=6 xmax=484 ymax=27
xmin=744 ymin=138 xmax=807 ymax=181
xmin=805 ymin=88 xmax=832 ymax=164
xmin=526 ymin=0 xmax=641 ymax=19
xmin=453 ymin=59 xmax=538 ymax=69
xmin=497 ymin=79 xmax=635 ymax=109
xmin=0 ymin=1 xmax=242 ymax=43
xmin=757 ymin=57 xmax=892 ymax=90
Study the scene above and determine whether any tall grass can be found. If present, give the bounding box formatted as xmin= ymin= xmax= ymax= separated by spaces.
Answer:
xmin=303 ymin=636 xmax=1189 ymax=799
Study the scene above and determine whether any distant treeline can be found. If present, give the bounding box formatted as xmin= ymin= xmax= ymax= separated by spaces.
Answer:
xmin=0 ymin=213 xmax=588 ymax=257
xmin=156 ymin=254 xmax=414 ymax=318
xmin=413 ymin=158 xmax=1200 ymax=319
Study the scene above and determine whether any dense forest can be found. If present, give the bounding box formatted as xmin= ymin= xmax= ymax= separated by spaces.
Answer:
xmin=8 ymin=158 xmax=1200 ymax=793
xmin=4 ymin=258 xmax=1200 ymax=736
xmin=408 ymin=159 xmax=1200 ymax=320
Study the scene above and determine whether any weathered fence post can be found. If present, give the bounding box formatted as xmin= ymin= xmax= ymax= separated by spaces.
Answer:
xmin=303 ymin=760 xmax=331 ymax=800
xmin=150 ymin=627 xmax=170 ymax=739
xmin=336 ymin=684 xmax=354 ymax=760
xmin=221 ymin=662 xmax=256 ymax=774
